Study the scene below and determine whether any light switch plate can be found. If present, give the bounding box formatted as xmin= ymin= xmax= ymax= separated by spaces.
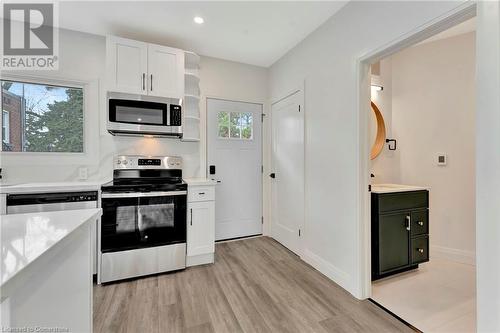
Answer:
xmin=78 ymin=167 xmax=88 ymax=180
xmin=437 ymin=153 xmax=447 ymax=166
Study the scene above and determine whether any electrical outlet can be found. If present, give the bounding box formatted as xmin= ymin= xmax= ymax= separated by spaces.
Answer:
xmin=437 ymin=153 xmax=447 ymax=166
xmin=78 ymin=167 xmax=88 ymax=180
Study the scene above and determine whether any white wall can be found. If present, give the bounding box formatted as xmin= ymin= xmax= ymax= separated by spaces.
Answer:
xmin=269 ymin=1 xmax=470 ymax=296
xmin=388 ymin=32 xmax=476 ymax=264
xmin=0 ymin=29 xmax=268 ymax=189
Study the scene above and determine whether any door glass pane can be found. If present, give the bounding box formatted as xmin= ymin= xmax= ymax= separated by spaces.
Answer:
xmin=230 ymin=112 xmax=241 ymax=138
xmin=241 ymin=112 xmax=253 ymax=139
xmin=217 ymin=111 xmax=229 ymax=138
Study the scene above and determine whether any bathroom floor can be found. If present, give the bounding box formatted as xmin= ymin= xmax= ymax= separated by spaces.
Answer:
xmin=372 ymin=258 xmax=476 ymax=332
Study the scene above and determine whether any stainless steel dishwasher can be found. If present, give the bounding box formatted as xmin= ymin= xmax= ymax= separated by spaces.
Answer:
xmin=6 ymin=191 xmax=99 ymax=274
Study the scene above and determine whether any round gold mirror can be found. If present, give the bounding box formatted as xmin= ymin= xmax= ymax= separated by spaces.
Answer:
xmin=370 ymin=101 xmax=386 ymax=160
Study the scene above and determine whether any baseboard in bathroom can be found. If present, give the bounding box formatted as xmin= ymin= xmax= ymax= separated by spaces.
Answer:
xmin=431 ymin=245 xmax=475 ymax=266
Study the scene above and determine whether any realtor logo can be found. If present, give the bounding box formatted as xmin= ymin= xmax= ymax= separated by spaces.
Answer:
xmin=1 ymin=2 xmax=59 ymax=70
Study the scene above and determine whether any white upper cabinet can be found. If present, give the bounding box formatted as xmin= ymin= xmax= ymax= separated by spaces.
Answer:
xmin=106 ymin=36 xmax=184 ymax=99
xmin=147 ymin=44 xmax=184 ymax=99
xmin=106 ymin=36 xmax=148 ymax=95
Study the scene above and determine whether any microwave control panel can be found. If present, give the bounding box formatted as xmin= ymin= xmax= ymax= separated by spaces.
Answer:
xmin=169 ymin=105 xmax=182 ymax=126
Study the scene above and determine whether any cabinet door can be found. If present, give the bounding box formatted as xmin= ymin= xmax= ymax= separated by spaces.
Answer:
xmin=187 ymin=201 xmax=215 ymax=256
xmin=147 ymin=44 xmax=184 ymax=99
xmin=106 ymin=36 xmax=148 ymax=95
xmin=378 ymin=212 xmax=410 ymax=273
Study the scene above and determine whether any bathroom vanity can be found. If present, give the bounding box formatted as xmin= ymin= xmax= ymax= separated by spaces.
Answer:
xmin=371 ymin=184 xmax=430 ymax=280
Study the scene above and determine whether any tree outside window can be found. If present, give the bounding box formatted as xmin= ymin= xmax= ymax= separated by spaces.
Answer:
xmin=217 ymin=111 xmax=253 ymax=140
xmin=1 ymin=80 xmax=84 ymax=153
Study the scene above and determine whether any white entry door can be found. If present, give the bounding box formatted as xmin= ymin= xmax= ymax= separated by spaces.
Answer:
xmin=207 ymin=98 xmax=263 ymax=241
xmin=271 ymin=90 xmax=304 ymax=255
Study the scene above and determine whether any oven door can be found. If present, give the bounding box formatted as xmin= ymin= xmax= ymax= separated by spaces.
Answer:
xmin=101 ymin=191 xmax=187 ymax=253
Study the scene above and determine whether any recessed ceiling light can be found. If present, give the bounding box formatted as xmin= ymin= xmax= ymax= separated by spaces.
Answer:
xmin=194 ymin=16 xmax=204 ymax=24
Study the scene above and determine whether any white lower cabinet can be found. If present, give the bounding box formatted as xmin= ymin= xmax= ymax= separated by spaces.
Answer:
xmin=186 ymin=184 xmax=215 ymax=266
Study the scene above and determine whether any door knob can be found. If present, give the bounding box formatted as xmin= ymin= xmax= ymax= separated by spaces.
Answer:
xmin=269 ymin=173 xmax=276 ymax=179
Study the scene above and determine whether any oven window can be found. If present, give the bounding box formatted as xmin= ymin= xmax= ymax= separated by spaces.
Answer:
xmin=101 ymin=195 xmax=186 ymax=253
xmin=138 ymin=196 xmax=186 ymax=246
xmin=115 ymin=106 xmax=164 ymax=125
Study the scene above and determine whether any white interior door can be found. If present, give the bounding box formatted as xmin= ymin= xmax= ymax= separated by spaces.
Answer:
xmin=207 ymin=98 xmax=263 ymax=241
xmin=271 ymin=90 xmax=304 ymax=255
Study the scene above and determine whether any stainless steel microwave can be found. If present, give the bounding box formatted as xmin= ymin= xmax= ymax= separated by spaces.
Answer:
xmin=107 ymin=98 xmax=182 ymax=138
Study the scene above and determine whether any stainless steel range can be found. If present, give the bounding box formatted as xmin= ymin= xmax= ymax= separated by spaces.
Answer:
xmin=99 ymin=155 xmax=187 ymax=283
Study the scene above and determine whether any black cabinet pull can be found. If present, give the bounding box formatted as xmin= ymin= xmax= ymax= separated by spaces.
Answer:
xmin=150 ymin=74 xmax=153 ymax=91
xmin=269 ymin=173 xmax=276 ymax=179
xmin=142 ymin=73 xmax=145 ymax=91
xmin=190 ymin=208 xmax=193 ymax=226
xmin=198 ymin=192 xmax=205 ymax=195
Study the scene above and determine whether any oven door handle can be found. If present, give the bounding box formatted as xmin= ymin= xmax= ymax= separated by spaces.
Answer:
xmin=101 ymin=191 xmax=187 ymax=198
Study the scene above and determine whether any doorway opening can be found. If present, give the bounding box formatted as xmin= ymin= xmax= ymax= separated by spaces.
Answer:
xmin=359 ymin=5 xmax=476 ymax=332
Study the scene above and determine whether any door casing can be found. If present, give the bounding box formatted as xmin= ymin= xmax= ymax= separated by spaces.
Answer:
xmin=356 ymin=2 xmax=477 ymax=300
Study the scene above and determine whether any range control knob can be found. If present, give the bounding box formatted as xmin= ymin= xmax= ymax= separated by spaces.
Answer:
xmin=123 ymin=160 xmax=128 ymax=165
xmin=117 ymin=160 xmax=121 ymax=164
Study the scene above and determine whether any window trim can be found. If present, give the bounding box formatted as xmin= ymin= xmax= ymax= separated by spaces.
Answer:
xmin=2 ymin=110 xmax=10 ymax=144
xmin=0 ymin=73 xmax=100 ymax=167
xmin=1 ymin=74 xmax=87 ymax=155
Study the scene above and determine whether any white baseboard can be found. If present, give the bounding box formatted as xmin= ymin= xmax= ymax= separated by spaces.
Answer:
xmin=301 ymin=249 xmax=353 ymax=295
xmin=186 ymin=253 xmax=214 ymax=267
xmin=431 ymin=245 xmax=475 ymax=265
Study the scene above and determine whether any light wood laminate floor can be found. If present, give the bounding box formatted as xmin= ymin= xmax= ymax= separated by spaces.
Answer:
xmin=94 ymin=236 xmax=412 ymax=333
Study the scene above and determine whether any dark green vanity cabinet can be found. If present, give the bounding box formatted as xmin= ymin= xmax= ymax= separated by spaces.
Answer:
xmin=371 ymin=190 xmax=429 ymax=280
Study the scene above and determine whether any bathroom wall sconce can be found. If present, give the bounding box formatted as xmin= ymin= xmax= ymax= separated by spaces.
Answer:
xmin=386 ymin=139 xmax=397 ymax=150
xmin=371 ymin=84 xmax=384 ymax=92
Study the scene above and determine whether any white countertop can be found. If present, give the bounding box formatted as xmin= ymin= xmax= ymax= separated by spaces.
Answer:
xmin=371 ymin=183 xmax=429 ymax=194
xmin=0 ymin=181 xmax=108 ymax=194
xmin=1 ymin=208 xmax=102 ymax=288
xmin=184 ymin=178 xmax=217 ymax=186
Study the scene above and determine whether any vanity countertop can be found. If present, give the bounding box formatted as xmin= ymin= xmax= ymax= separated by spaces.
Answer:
xmin=371 ymin=183 xmax=429 ymax=194
xmin=1 ymin=208 xmax=102 ymax=289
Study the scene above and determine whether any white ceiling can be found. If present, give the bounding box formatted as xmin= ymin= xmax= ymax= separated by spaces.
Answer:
xmin=56 ymin=1 xmax=348 ymax=67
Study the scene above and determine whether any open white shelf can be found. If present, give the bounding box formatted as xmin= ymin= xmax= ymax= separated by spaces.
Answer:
xmin=184 ymin=94 xmax=200 ymax=101
xmin=185 ymin=51 xmax=200 ymax=69
xmin=185 ymin=72 xmax=200 ymax=86
xmin=183 ymin=51 xmax=201 ymax=142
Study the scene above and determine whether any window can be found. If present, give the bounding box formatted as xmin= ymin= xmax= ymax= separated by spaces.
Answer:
xmin=218 ymin=111 xmax=253 ymax=140
xmin=1 ymin=80 xmax=84 ymax=153
xmin=2 ymin=111 xmax=9 ymax=144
